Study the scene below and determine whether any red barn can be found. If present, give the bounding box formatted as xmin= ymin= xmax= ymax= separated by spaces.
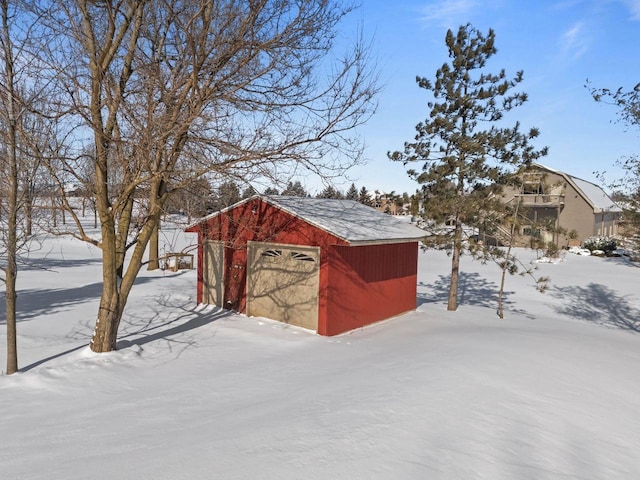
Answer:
xmin=185 ymin=195 xmax=425 ymax=336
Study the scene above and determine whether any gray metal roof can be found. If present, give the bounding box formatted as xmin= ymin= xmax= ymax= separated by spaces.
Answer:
xmin=566 ymin=175 xmax=622 ymax=213
xmin=189 ymin=195 xmax=425 ymax=245
xmin=534 ymin=163 xmax=622 ymax=213
xmin=262 ymin=196 xmax=426 ymax=244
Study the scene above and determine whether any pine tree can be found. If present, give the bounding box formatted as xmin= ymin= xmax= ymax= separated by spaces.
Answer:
xmin=210 ymin=181 xmax=241 ymax=211
xmin=317 ymin=185 xmax=344 ymax=199
xmin=410 ymin=191 xmax=421 ymax=216
xmin=242 ymin=185 xmax=257 ymax=199
xmin=263 ymin=187 xmax=280 ymax=195
xmin=346 ymin=183 xmax=359 ymax=200
xmin=281 ymin=181 xmax=308 ymax=197
xmin=389 ymin=24 xmax=547 ymax=311
xmin=358 ymin=186 xmax=372 ymax=205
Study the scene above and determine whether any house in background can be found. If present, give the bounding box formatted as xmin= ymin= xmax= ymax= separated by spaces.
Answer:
xmin=500 ymin=163 xmax=622 ymax=247
xmin=185 ymin=195 xmax=425 ymax=336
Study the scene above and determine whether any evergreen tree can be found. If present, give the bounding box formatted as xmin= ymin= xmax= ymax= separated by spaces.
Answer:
xmin=242 ymin=185 xmax=258 ymax=199
xmin=389 ymin=24 xmax=547 ymax=311
xmin=317 ymin=185 xmax=343 ymax=199
xmin=263 ymin=187 xmax=280 ymax=195
xmin=281 ymin=180 xmax=307 ymax=197
xmin=410 ymin=191 xmax=421 ymax=216
xmin=164 ymin=178 xmax=212 ymax=221
xmin=373 ymin=190 xmax=382 ymax=208
xmin=346 ymin=183 xmax=359 ymax=200
xmin=210 ymin=181 xmax=241 ymax=211
xmin=358 ymin=186 xmax=372 ymax=205
xmin=388 ymin=190 xmax=403 ymax=208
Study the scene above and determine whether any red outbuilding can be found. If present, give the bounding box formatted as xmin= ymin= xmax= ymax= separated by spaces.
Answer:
xmin=185 ymin=195 xmax=425 ymax=336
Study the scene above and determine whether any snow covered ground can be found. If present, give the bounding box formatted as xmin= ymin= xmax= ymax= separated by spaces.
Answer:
xmin=2 ymin=221 xmax=640 ymax=479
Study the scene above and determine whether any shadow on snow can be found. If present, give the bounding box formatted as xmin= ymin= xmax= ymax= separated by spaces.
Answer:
xmin=551 ymin=283 xmax=640 ymax=332
xmin=117 ymin=299 xmax=232 ymax=351
xmin=19 ymin=295 xmax=229 ymax=372
xmin=0 ymin=276 xmax=154 ymax=324
xmin=417 ymin=272 xmax=534 ymax=318
xmin=19 ymin=257 xmax=103 ymax=272
xmin=4 ymin=269 xmax=231 ymax=371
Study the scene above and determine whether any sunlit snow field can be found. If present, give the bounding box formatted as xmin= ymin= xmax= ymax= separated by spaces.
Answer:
xmin=2 ymin=219 xmax=640 ymax=479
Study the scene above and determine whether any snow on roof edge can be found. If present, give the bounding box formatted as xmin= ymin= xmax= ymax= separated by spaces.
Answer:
xmin=261 ymin=195 xmax=426 ymax=244
xmin=184 ymin=195 xmax=257 ymax=231
xmin=186 ymin=195 xmax=426 ymax=244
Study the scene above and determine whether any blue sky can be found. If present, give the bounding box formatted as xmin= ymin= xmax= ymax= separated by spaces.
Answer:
xmin=322 ymin=0 xmax=640 ymax=195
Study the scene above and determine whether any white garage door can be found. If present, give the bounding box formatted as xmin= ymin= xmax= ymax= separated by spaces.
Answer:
xmin=246 ymin=242 xmax=320 ymax=331
xmin=203 ymin=240 xmax=224 ymax=306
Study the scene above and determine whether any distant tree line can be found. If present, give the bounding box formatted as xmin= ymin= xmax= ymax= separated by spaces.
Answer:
xmin=164 ymin=178 xmax=425 ymax=220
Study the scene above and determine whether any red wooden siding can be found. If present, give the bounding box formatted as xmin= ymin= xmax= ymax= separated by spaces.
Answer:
xmin=322 ymin=242 xmax=419 ymax=336
xmin=187 ymin=197 xmax=421 ymax=336
xmin=188 ymin=198 xmax=346 ymax=313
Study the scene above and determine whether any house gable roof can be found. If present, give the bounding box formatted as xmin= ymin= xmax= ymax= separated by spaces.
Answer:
xmin=533 ymin=163 xmax=622 ymax=213
xmin=566 ymin=175 xmax=621 ymax=213
xmin=188 ymin=195 xmax=426 ymax=245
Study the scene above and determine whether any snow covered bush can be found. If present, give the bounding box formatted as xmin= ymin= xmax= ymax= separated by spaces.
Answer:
xmin=583 ymin=236 xmax=617 ymax=255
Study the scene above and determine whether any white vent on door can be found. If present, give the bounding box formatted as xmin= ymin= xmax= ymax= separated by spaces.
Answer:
xmin=291 ymin=251 xmax=316 ymax=262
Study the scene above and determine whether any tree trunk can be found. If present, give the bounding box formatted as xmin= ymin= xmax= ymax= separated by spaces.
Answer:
xmin=5 ymin=267 xmax=18 ymax=374
xmin=147 ymin=223 xmax=160 ymax=270
xmin=51 ymin=194 xmax=57 ymax=228
xmin=91 ymin=289 xmax=123 ymax=352
xmin=497 ymin=252 xmax=508 ymax=319
xmin=90 ymin=217 xmax=138 ymax=353
xmin=90 ymin=203 xmax=161 ymax=352
xmin=25 ymin=191 xmax=33 ymax=237
xmin=90 ymin=210 xmax=119 ymax=352
xmin=147 ymin=177 xmax=166 ymax=271
xmin=5 ymin=152 xmax=18 ymax=373
xmin=448 ymin=215 xmax=463 ymax=311
xmin=497 ymin=198 xmax=521 ymax=319
xmin=2 ymin=0 xmax=19 ymax=374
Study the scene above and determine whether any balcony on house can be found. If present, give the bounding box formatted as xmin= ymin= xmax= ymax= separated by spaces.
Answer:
xmin=514 ymin=193 xmax=565 ymax=206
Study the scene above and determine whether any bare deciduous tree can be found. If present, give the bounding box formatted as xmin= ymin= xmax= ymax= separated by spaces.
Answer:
xmin=35 ymin=0 xmax=378 ymax=352
xmin=0 ymin=0 xmax=20 ymax=374
xmin=1 ymin=0 xmax=51 ymax=373
xmin=164 ymin=177 xmax=212 ymax=224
